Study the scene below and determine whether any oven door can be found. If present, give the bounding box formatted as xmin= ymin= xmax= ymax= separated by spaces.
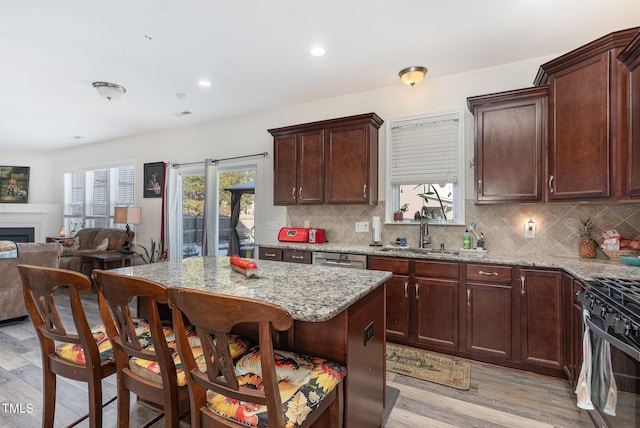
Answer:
xmin=582 ymin=315 xmax=640 ymax=427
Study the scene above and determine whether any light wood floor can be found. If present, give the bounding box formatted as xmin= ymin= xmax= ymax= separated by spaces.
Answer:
xmin=0 ymin=290 xmax=594 ymax=427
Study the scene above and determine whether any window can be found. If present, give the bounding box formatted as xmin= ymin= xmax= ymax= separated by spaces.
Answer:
xmin=386 ymin=110 xmax=465 ymax=225
xmin=63 ymin=165 xmax=135 ymax=233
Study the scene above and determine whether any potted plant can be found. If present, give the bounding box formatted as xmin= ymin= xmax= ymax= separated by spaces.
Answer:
xmin=394 ymin=203 xmax=409 ymax=221
xmin=578 ymin=217 xmax=597 ymax=258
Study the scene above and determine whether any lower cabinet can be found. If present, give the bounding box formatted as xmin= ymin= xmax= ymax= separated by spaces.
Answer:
xmin=258 ymin=247 xmax=312 ymax=264
xmin=371 ymin=255 xmax=570 ymax=377
xmin=465 ymin=264 xmax=513 ymax=360
xmin=517 ymin=268 xmax=563 ymax=370
xmin=414 ymin=260 xmax=460 ymax=350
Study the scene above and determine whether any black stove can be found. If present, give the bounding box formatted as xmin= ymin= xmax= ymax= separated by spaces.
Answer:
xmin=581 ymin=277 xmax=640 ymax=361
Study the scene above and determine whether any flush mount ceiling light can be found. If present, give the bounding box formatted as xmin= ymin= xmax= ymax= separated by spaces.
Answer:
xmin=92 ymin=81 xmax=127 ymax=101
xmin=310 ymin=46 xmax=326 ymax=57
xmin=399 ymin=66 xmax=428 ymax=86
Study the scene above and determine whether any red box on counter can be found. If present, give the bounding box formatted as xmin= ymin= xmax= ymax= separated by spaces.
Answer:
xmin=278 ymin=227 xmax=310 ymax=243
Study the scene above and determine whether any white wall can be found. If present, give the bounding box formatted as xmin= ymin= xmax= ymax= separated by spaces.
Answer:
xmin=41 ymin=54 xmax=557 ymax=248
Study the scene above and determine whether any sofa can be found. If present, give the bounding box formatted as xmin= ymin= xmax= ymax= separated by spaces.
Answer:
xmin=0 ymin=242 xmax=62 ymax=323
xmin=58 ymin=228 xmax=132 ymax=277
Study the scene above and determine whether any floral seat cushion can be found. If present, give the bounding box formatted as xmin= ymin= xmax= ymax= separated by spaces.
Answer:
xmin=130 ymin=327 xmax=253 ymax=387
xmin=207 ymin=348 xmax=346 ymax=428
xmin=56 ymin=318 xmax=149 ymax=365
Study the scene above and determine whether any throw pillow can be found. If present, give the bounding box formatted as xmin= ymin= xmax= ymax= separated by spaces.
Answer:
xmin=61 ymin=238 xmax=80 ymax=256
xmin=95 ymin=237 xmax=109 ymax=251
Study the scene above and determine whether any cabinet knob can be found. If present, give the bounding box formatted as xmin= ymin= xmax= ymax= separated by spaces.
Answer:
xmin=548 ymin=175 xmax=554 ymax=193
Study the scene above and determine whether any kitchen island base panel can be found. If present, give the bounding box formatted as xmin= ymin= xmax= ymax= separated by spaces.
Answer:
xmin=294 ymin=284 xmax=386 ymax=428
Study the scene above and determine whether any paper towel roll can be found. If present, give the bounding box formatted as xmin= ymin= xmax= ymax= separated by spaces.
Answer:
xmin=372 ymin=216 xmax=381 ymax=243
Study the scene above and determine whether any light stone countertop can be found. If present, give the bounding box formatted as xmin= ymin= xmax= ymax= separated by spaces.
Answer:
xmin=258 ymin=242 xmax=640 ymax=282
xmin=110 ymin=256 xmax=391 ymax=322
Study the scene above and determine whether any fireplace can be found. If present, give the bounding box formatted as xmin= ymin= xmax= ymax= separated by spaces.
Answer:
xmin=0 ymin=227 xmax=35 ymax=243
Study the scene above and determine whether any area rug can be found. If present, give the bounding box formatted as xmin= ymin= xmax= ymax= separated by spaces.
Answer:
xmin=386 ymin=343 xmax=470 ymax=390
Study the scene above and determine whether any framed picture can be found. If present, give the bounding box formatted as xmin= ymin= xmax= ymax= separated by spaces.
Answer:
xmin=0 ymin=166 xmax=30 ymax=203
xmin=144 ymin=162 xmax=164 ymax=198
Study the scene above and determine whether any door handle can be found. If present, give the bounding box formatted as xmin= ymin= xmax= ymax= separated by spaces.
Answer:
xmin=404 ymin=281 xmax=408 ymax=298
xmin=363 ymin=184 xmax=367 ymax=198
xmin=520 ymin=275 xmax=526 ymax=295
xmin=292 ymin=187 xmax=296 ymax=200
xmin=548 ymin=175 xmax=554 ymax=193
xmin=477 ymin=179 xmax=482 ymax=195
xmin=299 ymin=187 xmax=302 ymax=199
xmin=415 ymin=283 xmax=419 ymax=300
xmin=467 ymin=289 xmax=471 ymax=306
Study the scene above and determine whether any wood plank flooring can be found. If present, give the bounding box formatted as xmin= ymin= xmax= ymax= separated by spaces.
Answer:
xmin=0 ymin=290 xmax=594 ymax=427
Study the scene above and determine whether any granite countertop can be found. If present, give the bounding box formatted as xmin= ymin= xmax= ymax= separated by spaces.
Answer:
xmin=258 ymin=242 xmax=640 ymax=282
xmin=110 ymin=256 xmax=391 ymax=323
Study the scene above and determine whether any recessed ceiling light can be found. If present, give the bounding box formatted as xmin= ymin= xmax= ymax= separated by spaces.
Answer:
xmin=198 ymin=80 xmax=212 ymax=87
xmin=310 ymin=46 xmax=326 ymax=57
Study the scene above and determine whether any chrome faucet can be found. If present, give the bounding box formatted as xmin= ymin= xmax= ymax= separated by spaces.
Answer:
xmin=419 ymin=217 xmax=431 ymax=248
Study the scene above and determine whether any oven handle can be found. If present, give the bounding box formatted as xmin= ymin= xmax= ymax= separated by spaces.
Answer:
xmin=584 ymin=316 xmax=640 ymax=362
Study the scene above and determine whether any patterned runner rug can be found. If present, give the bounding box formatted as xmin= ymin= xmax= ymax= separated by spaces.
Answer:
xmin=386 ymin=343 xmax=470 ymax=390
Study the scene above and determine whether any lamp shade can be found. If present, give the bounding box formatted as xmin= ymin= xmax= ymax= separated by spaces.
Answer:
xmin=114 ymin=207 xmax=142 ymax=225
xmin=399 ymin=66 xmax=428 ymax=86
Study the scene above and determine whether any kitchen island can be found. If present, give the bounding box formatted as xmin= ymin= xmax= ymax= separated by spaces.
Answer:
xmin=111 ymin=256 xmax=392 ymax=428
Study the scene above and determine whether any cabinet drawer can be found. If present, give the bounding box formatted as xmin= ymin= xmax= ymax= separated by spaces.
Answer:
xmin=466 ymin=264 xmax=512 ymax=284
xmin=258 ymin=247 xmax=283 ymax=261
xmin=368 ymin=256 xmax=410 ymax=275
xmin=415 ymin=260 xmax=459 ymax=279
xmin=283 ymin=250 xmax=312 ymax=264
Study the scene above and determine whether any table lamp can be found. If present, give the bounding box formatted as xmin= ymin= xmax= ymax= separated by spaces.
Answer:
xmin=114 ymin=206 xmax=142 ymax=251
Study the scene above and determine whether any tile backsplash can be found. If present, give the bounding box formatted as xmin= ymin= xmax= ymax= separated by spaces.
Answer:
xmin=287 ymin=201 xmax=640 ymax=258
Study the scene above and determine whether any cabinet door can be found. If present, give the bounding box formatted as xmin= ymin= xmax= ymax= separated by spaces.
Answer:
xmin=297 ymin=130 xmax=324 ymax=204
xmin=518 ymin=269 xmax=563 ymax=370
xmin=273 ymin=135 xmax=298 ymax=205
xmin=385 ymin=274 xmax=411 ymax=340
xmin=258 ymin=247 xmax=283 ymax=261
xmin=414 ymin=277 xmax=459 ymax=350
xmin=548 ymin=53 xmax=611 ymax=200
xmin=283 ymin=249 xmax=312 ymax=264
xmin=465 ymin=281 xmax=512 ymax=360
xmin=473 ymin=92 xmax=545 ymax=203
xmin=325 ymin=124 xmax=373 ymax=204
xmin=570 ymin=279 xmax=584 ymax=389
xmin=629 ymin=67 xmax=640 ymax=196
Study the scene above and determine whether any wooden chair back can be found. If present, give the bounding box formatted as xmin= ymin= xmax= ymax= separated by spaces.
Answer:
xmin=93 ymin=269 xmax=189 ymax=427
xmin=167 ymin=287 xmax=293 ymax=428
xmin=18 ymin=264 xmax=116 ymax=428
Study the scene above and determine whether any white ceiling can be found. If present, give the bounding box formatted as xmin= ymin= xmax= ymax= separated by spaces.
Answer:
xmin=2 ymin=0 xmax=639 ymax=152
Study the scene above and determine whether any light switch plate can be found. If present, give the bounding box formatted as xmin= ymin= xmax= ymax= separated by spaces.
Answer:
xmin=265 ymin=221 xmax=279 ymax=231
xmin=355 ymin=221 xmax=369 ymax=233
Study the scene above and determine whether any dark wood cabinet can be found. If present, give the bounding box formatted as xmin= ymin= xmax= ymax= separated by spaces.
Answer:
xmin=258 ymin=247 xmax=311 ymax=264
xmin=464 ymin=263 xmax=512 ymax=360
xmin=414 ymin=260 xmax=460 ymax=350
xmin=562 ymin=274 xmax=584 ymax=388
xmin=269 ymin=113 xmax=383 ymax=205
xmin=467 ymin=87 xmax=547 ymax=203
xmin=619 ymin=30 xmax=640 ymax=197
xmin=535 ymin=27 xmax=639 ymax=201
xmin=272 ymin=130 xmax=324 ymax=205
xmin=517 ymin=268 xmax=564 ymax=370
xmin=368 ymin=256 xmax=410 ymax=341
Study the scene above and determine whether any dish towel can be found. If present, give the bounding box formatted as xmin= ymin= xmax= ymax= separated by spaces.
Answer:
xmin=575 ymin=309 xmax=618 ymax=415
xmin=575 ymin=309 xmax=594 ymax=410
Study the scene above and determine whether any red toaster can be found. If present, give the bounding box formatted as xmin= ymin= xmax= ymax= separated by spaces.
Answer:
xmin=308 ymin=228 xmax=327 ymax=244
xmin=278 ymin=227 xmax=310 ymax=243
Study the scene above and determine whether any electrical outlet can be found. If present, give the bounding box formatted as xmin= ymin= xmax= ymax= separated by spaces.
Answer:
xmin=355 ymin=221 xmax=369 ymax=233
xmin=265 ymin=221 xmax=279 ymax=231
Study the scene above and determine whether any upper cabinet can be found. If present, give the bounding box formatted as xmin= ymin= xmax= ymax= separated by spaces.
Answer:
xmin=469 ymin=27 xmax=640 ymax=203
xmin=268 ymin=113 xmax=383 ymax=205
xmin=468 ymin=87 xmax=547 ymax=204
xmin=619 ymin=30 xmax=640 ymax=197
xmin=534 ymin=27 xmax=639 ymax=201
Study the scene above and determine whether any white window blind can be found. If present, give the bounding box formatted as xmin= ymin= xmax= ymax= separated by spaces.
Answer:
xmin=390 ymin=112 xmax=460 ymax=185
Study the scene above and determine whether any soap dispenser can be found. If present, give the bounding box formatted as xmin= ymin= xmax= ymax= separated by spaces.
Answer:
xmin=463 ymin=228 xmax=471 ymax=249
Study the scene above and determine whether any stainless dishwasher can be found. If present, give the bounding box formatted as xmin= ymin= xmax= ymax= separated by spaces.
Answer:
xmin=312 ymin=252 xmax=367 ymax=269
